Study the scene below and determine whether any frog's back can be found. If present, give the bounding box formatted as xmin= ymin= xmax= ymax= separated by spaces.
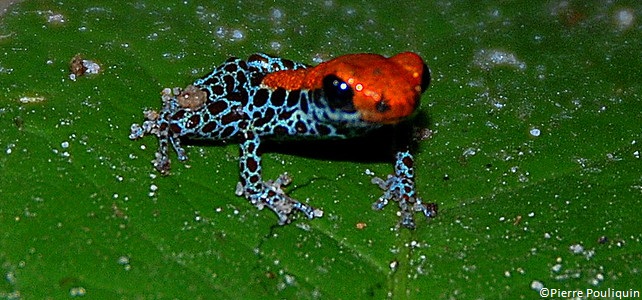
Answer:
xmin=195 ymin=54 xmax=308 ymax=100
xmin=167 ymin=54 xmax=309 ymax=141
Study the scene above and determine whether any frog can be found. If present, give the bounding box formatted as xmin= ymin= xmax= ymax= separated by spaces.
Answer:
xmin=129 ymin=52 xmax=437 ymax=229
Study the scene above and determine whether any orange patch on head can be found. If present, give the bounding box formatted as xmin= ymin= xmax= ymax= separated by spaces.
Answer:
xmin=263 ymin=52 xmax=430 ymax=124
xmin=261 ymin=69 xmax=307 ymax=90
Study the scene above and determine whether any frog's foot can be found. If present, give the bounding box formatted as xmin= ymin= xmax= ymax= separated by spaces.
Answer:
xmin=129 ymin=109 xmax=161 ymax=140
xmin=129 ymin=88 xmax=189 ymax=175
xmin=236 ymin=173 xmax=324 ymax=225
xmin=371 ymin=174 xmax=438 ymax=229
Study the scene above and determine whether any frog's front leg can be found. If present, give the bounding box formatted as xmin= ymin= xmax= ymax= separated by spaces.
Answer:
xmin=235 ymin=132 xmax=323 ymax=224
xmin=129 ymin=87 xmax=188 ymax=175
xmin=372 ymin=149 xmax=438 ymax=229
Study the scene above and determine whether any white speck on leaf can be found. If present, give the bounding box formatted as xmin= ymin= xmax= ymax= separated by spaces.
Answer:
xmin=614 ymin=8 xmax=635 ymax=31
xmin=474 ymin=49 xmax=526 ymax=71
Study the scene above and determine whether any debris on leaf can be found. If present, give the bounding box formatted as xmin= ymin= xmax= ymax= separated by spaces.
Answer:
xmin=69 ymin=54 xmax=101 ymax=81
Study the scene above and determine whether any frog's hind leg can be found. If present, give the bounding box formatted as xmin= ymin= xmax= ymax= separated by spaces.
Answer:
xmin=235 ymin=132 xmax=324 ymax=224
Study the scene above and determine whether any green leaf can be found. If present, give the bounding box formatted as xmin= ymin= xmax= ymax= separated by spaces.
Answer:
xmin=1 ymin=1 xmax=640 ymax=299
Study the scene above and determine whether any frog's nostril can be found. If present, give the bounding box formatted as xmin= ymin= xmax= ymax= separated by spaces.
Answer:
xmin=376 ymin=99 xmax=391 ymax=113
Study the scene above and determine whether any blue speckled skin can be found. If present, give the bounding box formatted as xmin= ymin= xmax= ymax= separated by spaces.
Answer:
xmin=130 ymin=53 xmax=437 ymax=228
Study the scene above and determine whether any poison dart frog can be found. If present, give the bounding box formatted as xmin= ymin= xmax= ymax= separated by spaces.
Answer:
xmin=129 ymin=52 xmax=437 ymax=228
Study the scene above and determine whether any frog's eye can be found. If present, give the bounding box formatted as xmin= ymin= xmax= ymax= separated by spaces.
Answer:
xmin=322 ymin=75 xmax=355 ymax=112
xmin=420 ymin=63 xmax=431 ymax=93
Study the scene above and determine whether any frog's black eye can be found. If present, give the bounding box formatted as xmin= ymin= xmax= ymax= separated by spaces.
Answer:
xmin=420 ymin=63 xmax=431 ymax=93
xmin=322 ymin=75 xmax=355 ymax=112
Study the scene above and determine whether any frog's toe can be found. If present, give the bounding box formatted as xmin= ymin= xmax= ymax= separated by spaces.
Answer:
xmin=414 ymin=201 xmax=438 ymax=219
xmin=371 ymin=174 xmax=437 ymax=229
xmin=240 ymin=174 xmax=323 ymax=225
xmin=152 ymin=151 xmax=171 ymax=175
xmin=268 ymin=194 xmax=323 ymax=225
xmin=129 ymin=123 xmax=145 ymax=140
xmin=129 ymin=117 xmax=159 ymax=140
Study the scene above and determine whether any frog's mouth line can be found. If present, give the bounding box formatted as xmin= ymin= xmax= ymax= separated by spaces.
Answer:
xmin=310 ymin=89 xmax=372 ymax=129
